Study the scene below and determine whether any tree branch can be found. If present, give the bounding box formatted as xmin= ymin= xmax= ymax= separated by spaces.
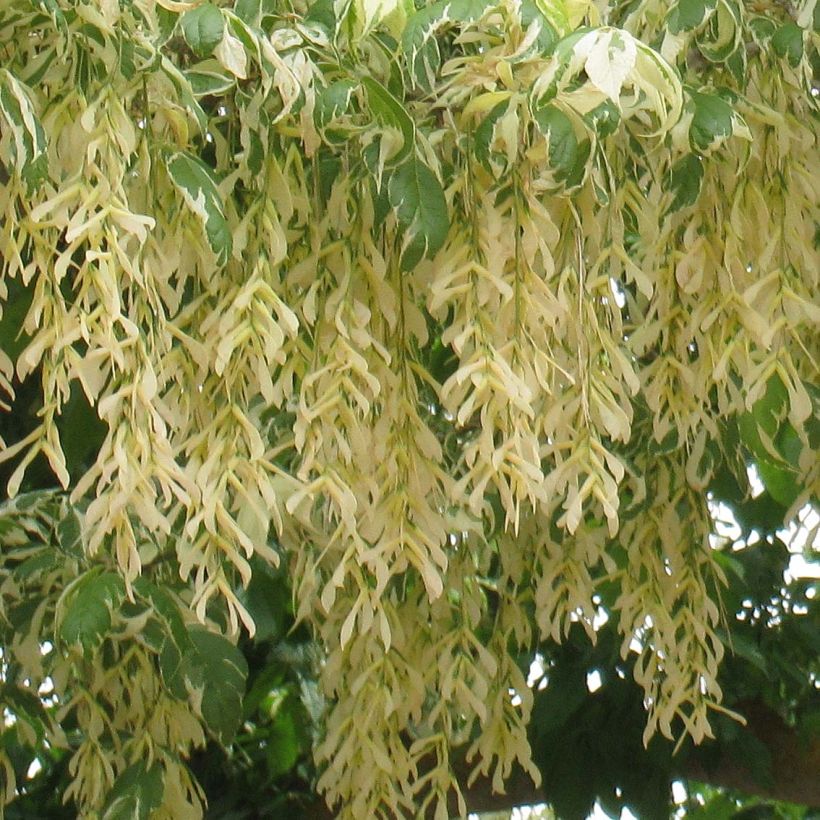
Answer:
xmin=679 ymin=700 xmax=820 ymax=809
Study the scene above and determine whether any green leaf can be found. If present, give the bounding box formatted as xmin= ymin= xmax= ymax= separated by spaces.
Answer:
xmin=804 ymin=383 xmax=820 ymax=450
xmin=0 ymin=70 xmax=48 ymax=191
xmin=185 ymin=69 xmax=236 ymax=97
xmin=58 ymin=570 xmax=125 ymax=654
xmin=730 ymin=726 xmax=775 ymax=789
xmin=696 ymin=0 xmax=742 ymax=63
xmin=160 ymin=57 xmax=209 ymax=133
xmin=181 ymin=3 xmax=225 ymax=58
xmin=799 ymin=708 xmax=820 ymax=745
xmin=668 ymin=0 xmax=715 ymax=34
xmin=474 ymin=100 xmax=509 ymax=170
xmin=532 ymin=104 xmax=578 ymax=181
xmin=583 ymin=99 xmax=621 ymax=138
xmin=234 ymin=0 xmax=262 ymax=25
xmin=565 ymin=138 xmax=591 ymax=189
xmin=771 ymin=22 xmax=803 ymax=67
xmin=684 ymin=794 xmax=743 ymax=820
xmin=361 ymin=76 xmax=415 ymax=165
xmin=264 ymin=690 xmax=306 ymax=777
xmin=101 ymin=761 xmax=164 ymax=820
xmin=370 ymin=174 xmax=391 ymax=228
xmin=738 ymin=376 xmax=788 ymax=458
xmin=689 ymin=90 xmax=734 ymax=153
xmin=738 ymin=375 xmax=803 ymax=508
xmin=8 ymin=599 xmax=40 ymax=634
xmin=134 ymin=579 xmax=192 ymax=653
xmin=314 ymin=79 xmax=358 ymax=131
xmin=191 ymin=628 xmax=248 ymax=743
xmin=752 ymin=374 xmax=788 ymax=439
xmin=0 ymin=684 xmax=51 ymax=745
xmin=165 ymin=151 xmax=232 ymax=265
xmin=119 ymin=35 xmax=136 ymax=80
xmin=159 ymin=638 xmax=188 ymax=700
xmin=163 ymin=626 xmax=248 ymax=743
xmin=520 ymin=0 xmax=561 ymax=55
xmin=237 ymin=557 xmax=291 ymax=643
xmin=667 ymin=153 xmax=703 ymax=212
xmin=530 ymin=0 xmax=571 ymax=36
xmin=318 ymin=152 xmax=343 ymax=202
xmin=56 ymin=384 xmax=108 ymax=480
xmin=16 ymin=549 xmax=59 ymax=579
xmin=34 ymin=0 xmax=67 ymax=30
xmin=755 ymin=459 xmax=800 ymax=508
xmin=388 ymin=157 xmax=449 ymax=270
xmin=725 ymin=44 xmax=746 ymax=84
xmin=305 ymin=0 xmax=336 ymax=32
xmin=0 ymin=276 xmax=33 ymax=362
xmin=718 ymin=629 xmax=768 ymax=674
xmin=267 ymin=708 xmax=301 ymax=777
xmin=402 ymin=0 xmax=486 ymax=90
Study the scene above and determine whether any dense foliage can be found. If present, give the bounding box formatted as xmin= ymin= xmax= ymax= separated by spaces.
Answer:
xmin=0 ymin=0 xmax=817 ymax=817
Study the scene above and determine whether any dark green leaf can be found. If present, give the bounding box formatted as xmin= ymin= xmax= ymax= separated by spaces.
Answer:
xmin=101 ymin=761 xmax=164 ymax=820
xmin=772 ymin=22 xmax=803 ymax=68
xmin=305 ymin=0 xmax=335 ymax=32
xmin=314 ymin=79 xmax=358 ymax=131
xmin=668 ymin=0 xmax=715 ymax=34
xmin=532 ymin=104 xmax=578 ymax=180
xmin=683 ymin=793 xmax=743 ymax=819
xmin=160 ymin=58 xmax=209 ymax=133
xmin=388 ymin=157 xmax=449 ymax=270
xmin=362 ymin=76 xmax=415 ymax=165
xmin=181 ymin=3 xmax=225 ymax=58
xmin=162 ymin=626 xmax=248 ymax=743
xmin=165 ymin=151 xmax=232 ymax=265
xmin=243 ymin=127 xmax=264 ymax=176
xmin=689 ymin=91 xmax=734 ymax=153
xmin=565 ymin=137 xmax=591 ymax=188
xmin=719 ymin=630 xmax=768 ymax=674
xmin=265 ymin=691 xmax=305 ymax=778
xmin=583 ymin=99 xmax=621 ymax=138
xmin=667 ymin=154 xmax=703 ymax=212
xmin=58 ymin=571 xmax=125 ymax=654
xmin=234 ymin=0 xmax=261 ymax=25
xmin=369 ymin=174 xmax=391 ymax=228
xmin=738 ymin=374 xmax=802 ymax=507
xmin=134 ymin=579 xmax=192 ymax=653
xmin=0 ymin=276 xmax=33 ymax=361
xmin=119 ymin=35 xmax=136 ymax=80
xmin=0 ymin=685 xmax=51 ymax=745
xmin=726 ymin=44 xmax=746 ymax=84
xmin=34 ymin=0 xmax=67 ymax=30
xmin=159 ymin=638 xmax=188 ymax=700
xmin=756 ymin=459 xmax=800 ymax=508
xmin=56 ymin=384 xmax=107 ymax=480
xmin=189 ymin=628 xmax=248 ymax=743
xmin=16 ymin=549 xmax=58 ymax=579
xmin=318 ymin=152 xmax=343 ymax=203
xmin=520 ymin=0 xmax=560 ymax=55
xmin=402 ymin=0 xmax=486 ymax=90
xmin=474 ymin=100 xmax=509 ymax=170
xmin=237 ymin=557 xmax=291 ymax=643
xmin=185 ymin=69 xmax=236 ymax=97
xmin=0 ymin=70 xmax=48 ymax=191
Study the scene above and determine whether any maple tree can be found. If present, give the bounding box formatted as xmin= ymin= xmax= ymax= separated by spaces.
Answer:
xmin=0 ymin=0 xmax=817 ymax=817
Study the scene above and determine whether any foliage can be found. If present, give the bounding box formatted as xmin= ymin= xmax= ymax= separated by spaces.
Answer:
xmin=0 ymin=0 xmax=817 ymax=818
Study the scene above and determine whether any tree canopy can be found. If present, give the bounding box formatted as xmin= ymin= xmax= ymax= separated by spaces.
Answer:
xmin=0 ymin=0 xmax=817 ymax=818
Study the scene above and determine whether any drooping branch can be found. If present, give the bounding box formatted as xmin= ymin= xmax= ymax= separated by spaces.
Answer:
xmin=305 ymin=699 xmax=820 ymax=816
